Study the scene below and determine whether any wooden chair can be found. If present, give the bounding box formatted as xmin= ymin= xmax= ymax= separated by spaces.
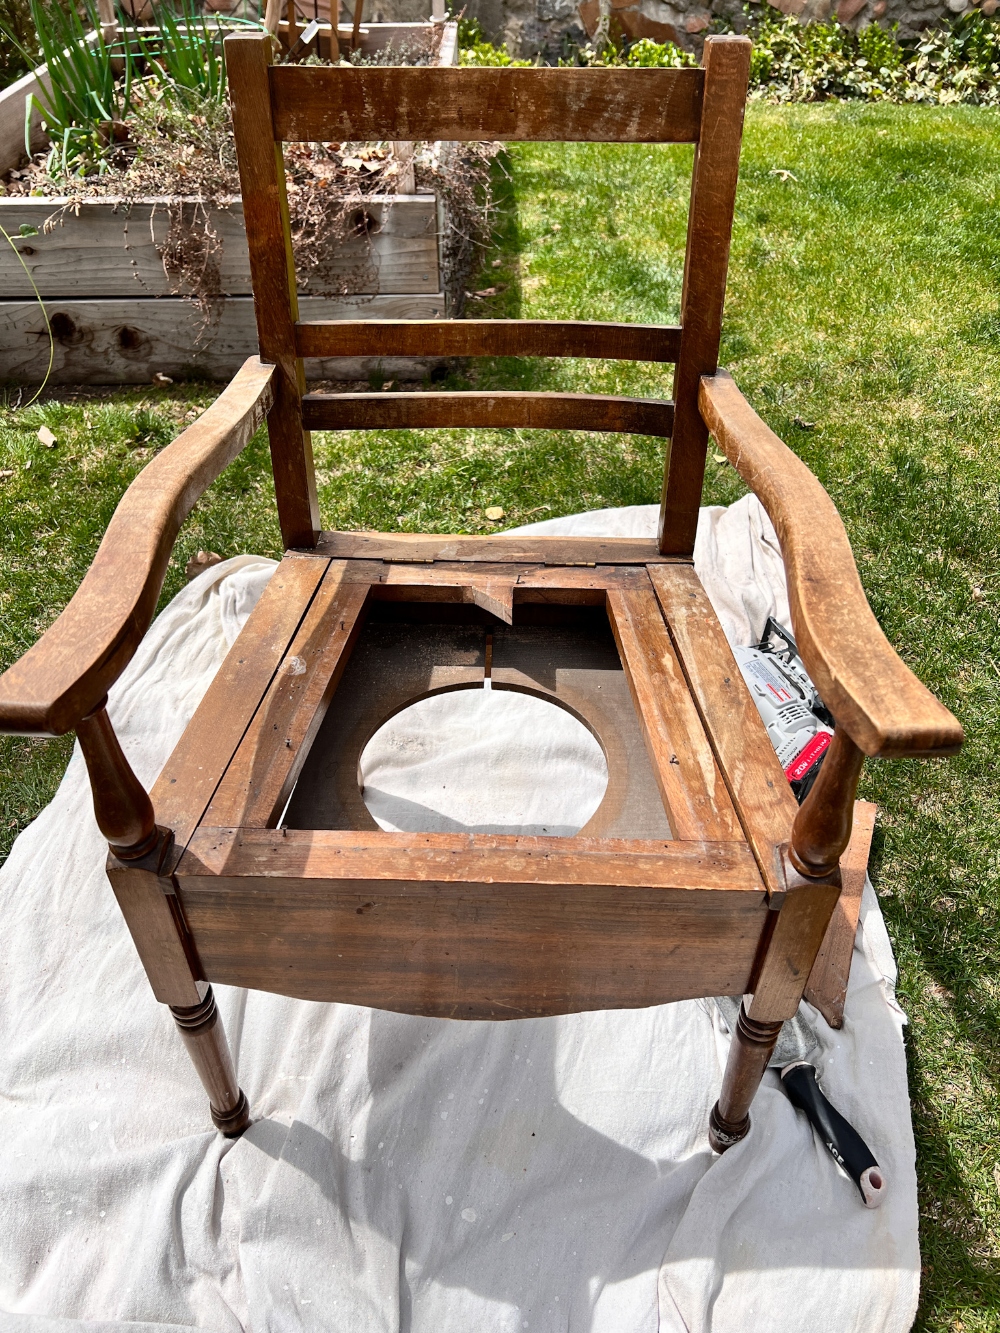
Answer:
xmin=0 ymin=35 xmax=962 ymax=1151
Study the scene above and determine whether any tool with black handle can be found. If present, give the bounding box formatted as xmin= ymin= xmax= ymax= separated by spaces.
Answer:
xmin=779 ymin=1061 xmax=885 ymax=1208
xmin=714 ymin=997 xmax=886 ymax=1208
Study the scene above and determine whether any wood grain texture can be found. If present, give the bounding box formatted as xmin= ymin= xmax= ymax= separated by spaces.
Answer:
xmin=206 ymin=564 xmax=370 ymax=828
xmin=790 ymin=728 xmax=865 ymax=877
xmin=270 ymin=64 xmax=705 ymax=144
xmin=804 ymin=799 xmax=877 ymax=1028
xmin=699 ymin=370 xmax=964 ymax=758
xmin=106 ymin=844 xmax=205 ymax=1006
xmin=227 ymin=32 xmax=320 ymax=549
xmin=170 ymin=987 xmax=250 ymax=1133
xmin=709 ymin=1003 xmax=783 ymax=1150
xmin=77 ymin=703 xmax=157 ymax=859
xmin=313 ymin=531 xmax=678 ymax=564
xmin=746 ymin=856 xmax=841 ymax=1024
xmin=0 ymin=357 xmax=275 ymax=736
xmin=302 ymin=390 xmax=673 ymax=435
xmin=648 ymin=562 xmax=797 ymax=895
xmin=295 ymin=318 xmax=682 ymax=362
xmin=177 ymin=828 xmax=766 ymax=1015
xmin=606 ymin=584 xmax=743 ymax=842
xmin=151 ymin=553 xmax=331 ymax=853
xmin=0 ymin=294 xmax=447 ymax=386
xmin=660 ymin=35 xmax=751 ymax=557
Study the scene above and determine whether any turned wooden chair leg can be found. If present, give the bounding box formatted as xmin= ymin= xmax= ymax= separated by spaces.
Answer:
xmin=171 ymin=988 xmax=251 ymax=1137
xmin=709 ymin=727 xmax=864 ymax=1153
xmin=78 ymin=699 xmax=251 ymax=1137
xmin=708 ymin=1004 xmax=783 ymax=1152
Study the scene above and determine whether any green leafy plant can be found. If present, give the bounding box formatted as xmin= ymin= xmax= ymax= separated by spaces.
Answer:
xmin=745 ymin=7 xmax=1000 ymax=105
xmin=136 ymin=1 xmax=262 ymax=104
xmin=12 ymin=0 xmax=139 ymax=175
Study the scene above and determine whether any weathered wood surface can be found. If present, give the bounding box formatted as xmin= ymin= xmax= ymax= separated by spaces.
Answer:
xmin=302 ymin=390 xmax=674 ymax=435
xmin=699 ymin=370 xmax=964 ymax=758
xmin=804 ymin=799 xmax=877 ymax=1028
xmin=295 ymin=318 xmax=682 ymax=362
xmin=269 ymin=63 xmax=705 ymax=144
xmin=660 ymin=36 xmax=751 ymax=557
xmin=312 ymin=531 xmax=679 ymax=564
xmin=0 ymin=293 xmax=445 ymax=384
xmin=0 ymin=357 xmax=275 ymax=735
xmin=177 ymin=828 xmax=765 ymax=1015
xmin=206 ymin=564 xmax=369 ymax=829
xmin=0 ymin=47 xmax=72 ymax=175
xmin=0 ymin=196 xmax=440 ymax=299
xmin=151 ymin=553 xmax=331 ymax=854
xmin=229 ymin=30 xmax=316 ymax=550
xmin=746 ymin=857 xmax=841 ymax=1024
xmin=606 ymin=584 xmax=743 ymax=843
xmin=649 ymin=562 xmax=798 ymax=897
xmin=107 ymin=850 xmax=205 ymax=1006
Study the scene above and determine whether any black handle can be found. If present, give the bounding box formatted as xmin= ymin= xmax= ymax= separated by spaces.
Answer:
xmin=780 ymin=1062 xmax=886 ymax=1208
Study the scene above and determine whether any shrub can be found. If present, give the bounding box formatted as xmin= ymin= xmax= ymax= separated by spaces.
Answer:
xmin=0 ymin=0 xmax=38 ymax=88
xmin=746 ymin=7 xmax=1000 ymax=105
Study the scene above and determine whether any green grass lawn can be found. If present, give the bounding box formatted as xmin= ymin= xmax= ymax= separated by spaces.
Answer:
xmin=2 ymin=102 xmax=999 ymax=1330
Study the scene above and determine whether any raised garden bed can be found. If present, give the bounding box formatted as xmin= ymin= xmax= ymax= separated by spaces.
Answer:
xmin=0 ymin=18 xmax=459 ymax=384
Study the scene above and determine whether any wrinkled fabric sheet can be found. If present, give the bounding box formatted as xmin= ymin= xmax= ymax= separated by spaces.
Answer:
xmin=0 ymin=496 xmax=919 ymax=1332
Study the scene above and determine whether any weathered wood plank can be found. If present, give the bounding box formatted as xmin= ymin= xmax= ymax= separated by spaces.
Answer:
xmin=803 ymin=799 xmax=877 ymax=1028
xmin=270 ymin=64 xmax=705 ymax=144
xmin=177 ymin=828 xmax=765 ymax=1015
xmin=205 ymin=563 xmax=370 ymax=829
xmin=295 ymin=318 xmax=681 ymax=362
xmin=648 ymin=562 xmax=797 ymax=896
xmin=302 ymin=390 xmax=674 ymax=435
xmin=0 ymin=294 xmax=446 ymax=384
xmin=312 ymin=531 xmax=680 ymax=564
xmin=151 ymin=552 xmax=331 ymax=853
xmin=606 ymin=583 xmax=743 ymax=843
xmin=0 ymin=196 xmax=439 ymax=299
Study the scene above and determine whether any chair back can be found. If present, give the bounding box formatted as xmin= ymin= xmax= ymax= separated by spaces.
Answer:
xmin=224 ymin=34 xmax=751 ymax=554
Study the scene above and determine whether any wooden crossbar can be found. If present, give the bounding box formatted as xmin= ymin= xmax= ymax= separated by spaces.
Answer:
xmin=269 ymin=65 xmax=705 ymax=143
xmin=294 ymin=319 xmax=683 ymax=363
xmin=301 ymin=390 xmax=674 ymax=435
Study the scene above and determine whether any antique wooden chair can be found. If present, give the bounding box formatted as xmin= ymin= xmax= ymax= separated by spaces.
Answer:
xmin=0 ymin=35 xmax=962 ymax=1151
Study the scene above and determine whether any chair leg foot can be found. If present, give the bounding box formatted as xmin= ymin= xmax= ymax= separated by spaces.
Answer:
xmin=211 ymin=1088 xmax=252 ymax=1138
xmin=708 ymin=1001 xmax=783 ymax=1154
xmin=170 ymin=986 xmax=252 ymax=1137
xmin=708 ymin=1101 xmax=750 ymax=1153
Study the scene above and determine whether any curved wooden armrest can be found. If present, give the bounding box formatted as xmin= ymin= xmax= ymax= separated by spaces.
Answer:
xmin=0 ymin=357 xmax=277 ymax=737
xmin=699 ymin=370 xmax=963 ymax=759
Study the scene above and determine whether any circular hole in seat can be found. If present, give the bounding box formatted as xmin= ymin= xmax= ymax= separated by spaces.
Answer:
xmin=359 ymin=687 xmax=608 ymax=836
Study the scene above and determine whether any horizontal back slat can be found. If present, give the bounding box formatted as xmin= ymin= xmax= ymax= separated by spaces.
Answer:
xmin=270 ymin=66 xmax=704 ymax=144
xmin=301 ymin=390 xmax=674 ymax=435
xmin=295 ymin=319 xmax=682 ymax=362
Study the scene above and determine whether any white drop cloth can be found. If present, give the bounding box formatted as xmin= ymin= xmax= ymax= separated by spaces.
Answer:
xmin=0 ymin=497 xmax=919 ymax=1332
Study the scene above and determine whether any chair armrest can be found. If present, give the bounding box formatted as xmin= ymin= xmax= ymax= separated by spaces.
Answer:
xmin=698 ymin=369 xmax=962 ymax=758
xmin=0 ymin=357 xmax=277 ymax=737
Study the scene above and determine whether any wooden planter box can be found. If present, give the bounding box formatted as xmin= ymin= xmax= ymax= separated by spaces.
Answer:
xmin=0 ymin=20 xmax=457 ymax=385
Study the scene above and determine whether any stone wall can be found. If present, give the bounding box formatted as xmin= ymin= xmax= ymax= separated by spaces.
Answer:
xmin=365 ymin=0 xmax=992 ymax=59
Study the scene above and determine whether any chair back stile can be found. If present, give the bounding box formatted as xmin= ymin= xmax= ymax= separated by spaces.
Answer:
xmin=227 ymin=35 xmax=321 ymax=550
xmin=224 ymin=34 xmax=751 ymax=557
